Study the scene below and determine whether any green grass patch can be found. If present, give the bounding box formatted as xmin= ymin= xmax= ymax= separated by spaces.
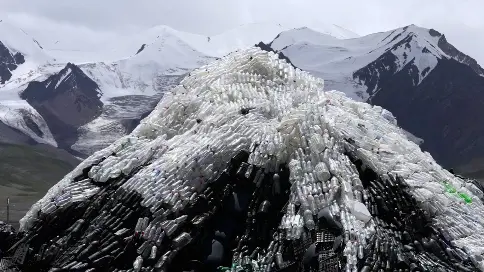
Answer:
xmin=0 ymin=143 xmax=79 ymax=196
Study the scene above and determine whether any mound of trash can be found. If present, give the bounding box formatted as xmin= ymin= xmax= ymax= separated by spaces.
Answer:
xmin=1 ymin=47 xmax=484 ymax=271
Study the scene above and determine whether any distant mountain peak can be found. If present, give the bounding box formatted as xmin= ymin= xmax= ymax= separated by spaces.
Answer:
xmin=269 ymin=25 xmax=484 ymax=169
xmin=21 ymin=63 xmax=101 ymax=101
xmin=388 ymin=25 xmax=484 ymax=76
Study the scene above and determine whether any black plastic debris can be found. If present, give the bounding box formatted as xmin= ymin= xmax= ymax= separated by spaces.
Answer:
xmin=0 ymin=149 xmax=481 ymax=272
xmin=240 ymin=107 xmax=255 ymax=115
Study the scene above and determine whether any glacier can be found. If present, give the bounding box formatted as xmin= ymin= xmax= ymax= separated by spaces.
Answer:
xmin=1 ymin=47 xmax=483 ymax=271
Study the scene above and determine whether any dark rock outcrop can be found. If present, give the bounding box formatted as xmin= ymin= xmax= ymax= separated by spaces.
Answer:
xmin=353 ymin=51 xmax=401 ymax=96
xmin=350 ymin=27 xmax=484 ymax=168
xmin=370 ymin=57 xmax=484 ymax=168
xmin=136 ymin=44 xmax=147 ymax=55
xmin=20 ymin=63 xmax=103 ymax=152
xmin=437 ymin=35 xmax=484 ymax=76
xmin=0 ymin=41 xmax=25 ymax=84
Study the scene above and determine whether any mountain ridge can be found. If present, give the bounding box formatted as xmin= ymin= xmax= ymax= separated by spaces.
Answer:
xmin=269 ymin=24 xmax=484 ymax=169
xmin=1 ymin=22 xmax=484 ymax=171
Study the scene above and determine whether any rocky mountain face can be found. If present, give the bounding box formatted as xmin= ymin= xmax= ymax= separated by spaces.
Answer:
xmin=369 ymin=56 xmax=484 ymax=168
xmin=20 ymin=63 xmax=103 ymax=154
xmin=0 ymin=41 xmax=25 ymax=84
xmin=271 ymin=25 xmax=484 ymax=169
xmin=432 ymin=29 xmax=484 ymax=76
xmin=353 ymin=29 xmax=484 ymax=168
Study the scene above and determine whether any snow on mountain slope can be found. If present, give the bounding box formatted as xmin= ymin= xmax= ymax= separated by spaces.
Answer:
xmin=0 ymin=71 xmax=65 ymax=148
xmin=9 ymin=23 xmax=285 ymax=65
xmin=69 ymin=34 xmax=215 ymax=155
xmin=0 ymin=21 xmax=359 ymax=89
xmin=16 ymin=47 xmax=484 ymax=271
xmin=166 ymin=22 xmax=288 ymax=57
xmin=0 ymin=22 xmax=67 ymax=146
xmin=30 ymin=22 xmax=359 ymax=64
xmin=0 ymin=21 xmax=50 ymax=64
xmin=70 ymin=77 xmax=181 ymax=155
xmin=271 ymin=25 xmax=478 ymax=100
xmin=170 ymin=22 xmax=358 ymax=57
xmin=0 ymin=21 xmax=217 ymax=154
xmin=80 ymin=33 xmax=214 ymax=101
xmin=0 ymin=99 xmax=56 ymax=146
xmin=330 ymin=24 xmax=360 ymax=38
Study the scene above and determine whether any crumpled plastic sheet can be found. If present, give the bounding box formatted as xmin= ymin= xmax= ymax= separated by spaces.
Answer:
xmin=18 ymin=47 xmax=484 ymax=271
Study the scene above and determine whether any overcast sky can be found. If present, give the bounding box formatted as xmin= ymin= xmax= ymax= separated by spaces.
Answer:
xmin=1 ymin=0 xmax=483 ymax=64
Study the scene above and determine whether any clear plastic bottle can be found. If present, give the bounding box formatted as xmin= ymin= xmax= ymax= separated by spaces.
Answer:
xmin=133 ymin=255 xmax=143 ymax=271
xmin=303 ymin=209 xmax=315 ymax=230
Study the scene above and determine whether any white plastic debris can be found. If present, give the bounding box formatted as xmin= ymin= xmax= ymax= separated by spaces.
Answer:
xmin=347 ymin=199 xmax=372 ymax=223
xmin=18 ymin=47 xmax=484 ymax=269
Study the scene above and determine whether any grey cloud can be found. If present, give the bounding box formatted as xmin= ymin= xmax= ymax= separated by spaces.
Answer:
xmin=0 ymin=0 xmax=483 ymax=63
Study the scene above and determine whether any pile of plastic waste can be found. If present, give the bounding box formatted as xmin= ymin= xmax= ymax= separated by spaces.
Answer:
xmin=1 ymin=46 xmax=483 ymax=271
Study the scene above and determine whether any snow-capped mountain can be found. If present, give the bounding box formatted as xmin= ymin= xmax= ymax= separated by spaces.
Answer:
xmin=0 ymin=20 xmax=357 ymax=158
xmin=269 ymin=25 xmax=484 ymax=169
xmin=1 ymin=19 xmax=484 ymax=171
xmin=0 ymin=21 xmax=216 ymax=156
xmin=69 ymin=32 xmax=216 ymax=155
xmin=19 ymin=63 xmax=103 ymax=155
xmin=3 ymin=47 xmax=483 ymax=272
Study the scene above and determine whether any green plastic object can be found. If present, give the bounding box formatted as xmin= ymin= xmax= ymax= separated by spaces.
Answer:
xmin=458 ymin=192 xmax=473 ymax=204
xmin=443 ymin=181 xmax=456 ymax=193
xmin=442 ymin=180 xmax=472 ymax=204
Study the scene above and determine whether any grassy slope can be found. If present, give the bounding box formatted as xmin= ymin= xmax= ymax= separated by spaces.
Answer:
xmin=0 ymin=143 xmax=80 ymax=227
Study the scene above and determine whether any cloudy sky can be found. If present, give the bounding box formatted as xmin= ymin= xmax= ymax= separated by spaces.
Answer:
xmin=1 ymin=0 xmax=483 ymax=64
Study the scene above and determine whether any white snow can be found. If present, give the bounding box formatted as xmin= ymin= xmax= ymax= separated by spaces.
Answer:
xmin=0 ymin=20 xmax=51 ymax=64
xmin=72 ymin=94 xmax=166 ymax=155
xmin=119 ymin=23 xmax=289 ymax=59
xmin=68 ymin=34 xmax=215 ymax=154
xmin=1 ymin=20 xmax=358 ymax=68
xmin=0 ymin=21 xmax=216 ymax=150
xmin=0 ymin=63 xmax=69 ymax=146
xmin=72 ymin=115 xmax=130 ymax=155
xmin=20 ymin=47 xmax=484 ymax=271
xmin=54 ymin=67 xmax=72 ymax=89
xmin=0 ymin=98 xmax=57 ymax=146
xmin=0 ymin=20 xmax=54 ymax=94
xmin=80 ymin=41 xmax=214 ymax=101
